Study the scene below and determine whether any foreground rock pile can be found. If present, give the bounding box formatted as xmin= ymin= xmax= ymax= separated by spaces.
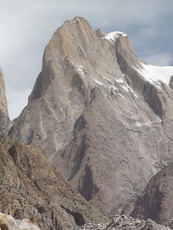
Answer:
xmin=79 ymin=215 xmax=171 ymax=230
xmin=0 ymin=212 xmax=40 ymax=230
xmin=0 ymin=134 xmax=108 ymax=230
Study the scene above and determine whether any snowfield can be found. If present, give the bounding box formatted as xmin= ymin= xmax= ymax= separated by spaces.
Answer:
xmin=105 ymin=31 xmax=127 ymax=43
xmin=135 ymin=63 xmax=173 ymax=85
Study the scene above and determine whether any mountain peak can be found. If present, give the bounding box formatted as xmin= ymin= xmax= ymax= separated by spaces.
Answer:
xmin=53 ymin=16 xmax=93 ymax=40
xmin=64 ymin=16 xmax=89 ymax=25
xmin=29 ymin=17 xmax=123 ymax=101
xmin=9 ymin=17 xmax=173 ymax=223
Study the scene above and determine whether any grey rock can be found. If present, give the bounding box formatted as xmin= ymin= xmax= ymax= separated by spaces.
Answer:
xmin=9 ymin=17 xmax=173 ymax=216
xmin=0 ymin=134 xmax=109 ymax=230
xmin=0 ymin=212 xmax=40 ymax=230
xmin=169 ymin=75 xmax=173 ymax=90
xmin=132 ymin=163 xmax=173 ymax=228
xmin=0 ymin=67 xmax=10 ymax=133
xmin=79 ymin=215 xmax=171 ymax=230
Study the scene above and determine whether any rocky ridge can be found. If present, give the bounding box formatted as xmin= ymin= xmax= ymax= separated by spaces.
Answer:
xmin=8 ymin=17 xmax=173 ymax=226
xmin=0 ymin=134 xmax=108 ymax=230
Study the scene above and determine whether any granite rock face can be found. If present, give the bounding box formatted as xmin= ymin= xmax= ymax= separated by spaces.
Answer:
xmin=0 ymin=67 xmax=10 ymax=133
xmin=0 ymin=134 xmax=108 ymax=230
xmin=132 ymin=163 xmax=173 ymax=228
xmin=9 ymin=17 xmax=173 ymax=215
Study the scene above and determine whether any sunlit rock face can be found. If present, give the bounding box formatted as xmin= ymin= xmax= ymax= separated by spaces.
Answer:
xmin=9 ymin=17 xmax=173 ymax=215
xmin=0 ymin=67 xmax=10 ymax=133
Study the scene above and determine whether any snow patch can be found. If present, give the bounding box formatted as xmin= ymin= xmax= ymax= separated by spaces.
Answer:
xmin=105 ymin=31 xmax=127 ymax=43
xmin=120 ymin=84 xmax=129 ymax=92
xmin=115 ymin=78 xmax=124 ymax=84
xmin=94 ymin=79 xmax=103 ymax=85
xmin=109 ymin=85 xmax=118 ymax=91
xmin=135 ymin=63 xmax=173 ymax=85
xmin=96 ymin=75 xmax=139 ymax=99
xmin=115 ymin=78 xmax=139 ymax=98
xmin=135 ymin=120 xmax=152 ymax=127
xmin=77 ymin=65 xmax=85 ymax=75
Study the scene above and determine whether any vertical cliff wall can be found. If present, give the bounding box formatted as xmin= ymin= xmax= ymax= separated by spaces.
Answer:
xmin=0 ymin=67 xmax=10 ymax=133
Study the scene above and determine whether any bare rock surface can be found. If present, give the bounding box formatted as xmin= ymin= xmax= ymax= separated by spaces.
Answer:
xmin=132 ymin=163 xmax=173 ymax=228
xmin=0 ymin=67 xmax=10 ymax=133
xmin=9 ymin=17 xmax=173 ymax=215
xmin=0 ymin=212 xmax=40 ymax=230
xmin=79 ymin=215 xmax=171 ymax=230
xmin=0 ymin=134 xmax=108 ymax=230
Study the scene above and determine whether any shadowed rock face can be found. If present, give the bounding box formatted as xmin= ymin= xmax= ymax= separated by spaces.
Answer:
xmin=0 ymin=134 xmax=108 ymax=230
xmin=132 ymin=163 xmax=173 ymax=228
xmin=0 ymin=68 xmax=10 ymax=133
xmin=9 ymin=17 xmax=173 ymax=215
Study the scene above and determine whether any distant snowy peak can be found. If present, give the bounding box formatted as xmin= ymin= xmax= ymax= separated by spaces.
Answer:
xmin=135 ymin=62 xmax=173 ymax=86
xmin=105 ymin=31 xmax=127 ymax=43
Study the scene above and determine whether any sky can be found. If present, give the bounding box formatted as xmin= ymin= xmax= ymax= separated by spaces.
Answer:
xmin=0 ymin=0 xmax=173 ymax=120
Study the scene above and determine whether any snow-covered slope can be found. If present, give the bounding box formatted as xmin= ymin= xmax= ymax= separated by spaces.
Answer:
xmin=135 ymin=63 xmax=173 ymax=85
xmin=105 ymin=31 xmax=127 ymax=43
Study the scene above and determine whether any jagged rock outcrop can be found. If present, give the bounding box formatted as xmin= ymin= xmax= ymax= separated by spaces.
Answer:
xmin=132 ymin=163 xmax=173 ymax=228
xmin=9 ymin=17 xmax=173 ymax=214
xmin=0 ymin=134 xmax=108 ymax=230
xmin=79 ymin=215 xmax=171 ymax=230
xmin=0 ymin=67 xmax=10 ymax=133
